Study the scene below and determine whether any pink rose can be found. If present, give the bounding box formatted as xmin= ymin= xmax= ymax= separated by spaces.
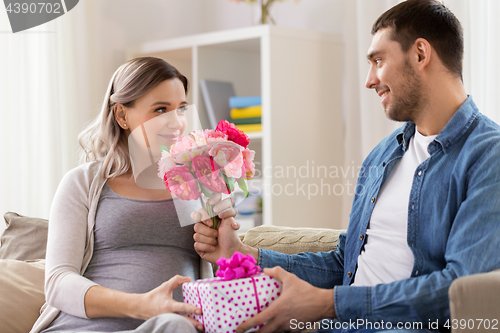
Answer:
xmin=203 ymin=129 xmax=227 ymax=141
xmin=215 ymin=120 xmax=250 ymax=148
xmin=242 ymin=148 xmax=256 ymax=179
xmin=171 ymin=146 xmax=210 ymax=164
xmin=210 ymin=142 xmax=244 ymax=179
xmin=163 ymin=166 xmax=200 ymax=200
xmin=192 ymin=155 xmax=229 ymax=194
xmin=170 ymin=132 xmax=210 ymax=163
xmin=157 ymin=150 xmax=176 ymax=180
xmin=169 ymin=135 xmax=197 ymax=156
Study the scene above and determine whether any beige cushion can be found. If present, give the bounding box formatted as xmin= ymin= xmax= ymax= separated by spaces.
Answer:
xmin=0 ymin=212 xmax=48 ymax=260
xmin=240 ymin=225 xmax=344 ymax=255
xmin=449 ymin=268 xmax=500 ymax=331
xmin=0 ymin=259 xmax=45 ymax=333
xmin=212 ymin=225 xmax=344 ymax=275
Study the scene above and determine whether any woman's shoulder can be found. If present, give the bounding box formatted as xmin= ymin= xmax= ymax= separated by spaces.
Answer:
xmin=60 ymin=160 xmax=104 ymax=187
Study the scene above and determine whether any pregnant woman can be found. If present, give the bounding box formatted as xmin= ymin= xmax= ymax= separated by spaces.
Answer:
xmin=30 ymin=57 xmax=237 ymax=333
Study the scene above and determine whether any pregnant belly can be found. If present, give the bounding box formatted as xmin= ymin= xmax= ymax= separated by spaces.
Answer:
xmin=83 ymin=246 xmax=200 ymax=300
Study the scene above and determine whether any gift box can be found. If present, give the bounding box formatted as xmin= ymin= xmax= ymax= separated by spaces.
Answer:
xmin=182 ymin=253 xmax=282 ymax=333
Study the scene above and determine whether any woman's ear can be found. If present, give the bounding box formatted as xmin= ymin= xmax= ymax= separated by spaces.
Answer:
xmin=114 ymin=104 xmax=128 ymax=129
xmin=413 ymin=38 xmax=432 ymax=72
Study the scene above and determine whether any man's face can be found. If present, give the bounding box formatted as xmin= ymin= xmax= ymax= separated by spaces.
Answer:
xmin=365 ymin=27 xmax=425 ymax=122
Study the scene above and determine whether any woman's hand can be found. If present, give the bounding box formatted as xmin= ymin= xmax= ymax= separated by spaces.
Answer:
xmin=85 ymin=276 xmax=204 ymax=331
xmin=136 ymin=275 xmax=204 ymax=331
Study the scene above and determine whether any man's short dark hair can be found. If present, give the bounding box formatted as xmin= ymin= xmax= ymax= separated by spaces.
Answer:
xmin=372 ymin=0 xmax=464 ymax=80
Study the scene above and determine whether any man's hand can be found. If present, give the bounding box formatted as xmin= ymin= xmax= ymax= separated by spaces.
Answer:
xmin=190 ymin=193 xmax=239 ymax=227
xmin=190 ymin=192 xmax=240 ymax=261
xmin=235 ymin=267 xmax=336 ymax=333
xmin=193 ymin=216 xmax=254 ymax=264
xmin=191 ymin=193 xmax=258 ymax=264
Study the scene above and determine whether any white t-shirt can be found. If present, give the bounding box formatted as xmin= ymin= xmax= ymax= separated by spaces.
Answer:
xmin=352 ymin=130 xmax=437 ymax=286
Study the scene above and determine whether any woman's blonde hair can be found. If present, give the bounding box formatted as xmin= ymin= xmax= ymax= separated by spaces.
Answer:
xmin=78 ymin=57 xmax=188 ymax=179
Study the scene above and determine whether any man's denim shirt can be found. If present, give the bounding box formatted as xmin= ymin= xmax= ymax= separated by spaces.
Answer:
xmin=259 ymin=96 xmax=500 ymax=324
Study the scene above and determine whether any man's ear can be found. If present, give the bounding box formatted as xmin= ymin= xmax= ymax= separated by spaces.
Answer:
xmin=114 ymin=104 xmax=128 ymax=130
xmin=413 ymin=38 xmax=432 ymax=72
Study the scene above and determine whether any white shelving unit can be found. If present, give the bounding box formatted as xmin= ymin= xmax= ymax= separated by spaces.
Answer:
xmin=127 ymin=25 xmax=344 ymax=229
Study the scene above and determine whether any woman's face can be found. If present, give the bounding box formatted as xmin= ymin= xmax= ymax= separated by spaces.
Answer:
xmin=122 ymin=78 xmax=188 ymax=149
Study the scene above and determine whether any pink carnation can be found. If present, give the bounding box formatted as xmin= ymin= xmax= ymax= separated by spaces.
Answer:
xmin=210 ymin=142 xmax=244 ymax=179
xmin=170 ymin=133 xmax=210 ymax=164
xmin=169 ymin=135 xmax=197 ymax=156
xmin=157 ymin=150 xmax=176 ymax=180
xmin=242 ymin=148 xmax=256 ymax=180
xmin=163 ymin=166 xmax=200 ymax=200
xmin=215 ymin=120 xmax=250 ymax=148
xmin=192 ymin=155 xmax=229 ymax=194
xmin=203 ymin=129 xmax=227 ymax=141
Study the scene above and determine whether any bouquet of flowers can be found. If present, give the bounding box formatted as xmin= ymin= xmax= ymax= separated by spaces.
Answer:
xmin=158 ymin=120 xmax=256 ymax=229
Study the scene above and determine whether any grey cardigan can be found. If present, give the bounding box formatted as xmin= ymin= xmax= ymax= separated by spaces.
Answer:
xmin=30 ymin=161 xmax=213 ymax=333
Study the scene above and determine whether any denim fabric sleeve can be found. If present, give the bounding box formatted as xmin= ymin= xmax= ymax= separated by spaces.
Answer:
xmin=258 ymin=233 xmax=346 ymax=289
xmin=334 ymin=141 xmax=500 ymax=324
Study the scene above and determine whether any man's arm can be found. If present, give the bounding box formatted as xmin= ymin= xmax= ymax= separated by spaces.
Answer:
xmin=193 ymin=221 xmax=347 ymax=332
xmin=258 ymin=233 xmax=346 ymax=289
xmin=193 ymin=220 xmax=346 ymax=289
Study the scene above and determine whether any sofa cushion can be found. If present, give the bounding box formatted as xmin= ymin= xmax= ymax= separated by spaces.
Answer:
xmin=0 ymin=259 xmax=45 ymax=333
xmin=449 ymin=268 xmax=500 ymax=327
xmin=241 ymin=225 xmax=344 ymax=255
xmin=0 ymin=212 xmax=48 ymax=260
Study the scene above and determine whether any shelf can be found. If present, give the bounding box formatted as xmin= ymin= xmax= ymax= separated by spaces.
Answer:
xmin=245 ymin=132 xmax=262 ymax=140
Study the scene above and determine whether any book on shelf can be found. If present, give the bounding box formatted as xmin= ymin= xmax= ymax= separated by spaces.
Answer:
xmin=230 ymin=106 xmax=262 ymax=119
xmin=228 ymin=117 xmax=261 ymax=125
xmin=199 ymin=79 xmax=235 ymax=129
xmin=234 ymin=124 xmax=262 ymax=132
xmin=229 ymin=96 xmax=261 ymax=109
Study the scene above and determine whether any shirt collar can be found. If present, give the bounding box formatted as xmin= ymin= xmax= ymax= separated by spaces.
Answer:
xmin=396 ymin=95 xmax=479 ymax=154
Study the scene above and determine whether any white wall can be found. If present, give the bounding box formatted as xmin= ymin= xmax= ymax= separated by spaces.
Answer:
xmin=81 ymin=0 xmax=345 ymax=120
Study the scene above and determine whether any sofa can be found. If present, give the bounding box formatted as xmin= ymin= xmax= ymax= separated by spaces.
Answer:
xmin=0 ymin=211 xmax=498 ymax=333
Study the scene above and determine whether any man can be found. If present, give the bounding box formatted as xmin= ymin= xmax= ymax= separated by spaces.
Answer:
xmin=193 ymin=0 xmax=500 ymax=332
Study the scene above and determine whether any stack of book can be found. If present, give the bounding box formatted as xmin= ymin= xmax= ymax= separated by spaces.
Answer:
xmin=228 ymin=96 xmax=262 ymax=132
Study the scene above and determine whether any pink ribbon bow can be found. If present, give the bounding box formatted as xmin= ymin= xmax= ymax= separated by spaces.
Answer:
xmin=216 ymin=251 xmax=261 ymax=281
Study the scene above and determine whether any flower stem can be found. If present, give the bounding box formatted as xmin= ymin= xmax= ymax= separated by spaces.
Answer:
xmin=260 ymin=0 xmax=275 ymax=25
xmin=205 ymin=200 xmax=221 ymax=230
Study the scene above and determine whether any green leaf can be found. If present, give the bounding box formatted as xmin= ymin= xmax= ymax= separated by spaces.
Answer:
xmin=200 ymin=183 xmax=212 ymax=198
xmin=160 ymin=145 xmax=169 ymax=153
xmin=221 ymin=171 xmax=236 ymax=193
xmin=237 ymin=178 xmax=249 ymax=197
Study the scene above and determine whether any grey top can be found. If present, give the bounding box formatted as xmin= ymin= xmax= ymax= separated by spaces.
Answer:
xmin=42 ymin=183 xmax=201 ymax=332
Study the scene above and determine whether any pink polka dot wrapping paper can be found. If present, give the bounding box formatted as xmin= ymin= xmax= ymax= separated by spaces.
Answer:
xmin=182 ymin=273 xmax=283 ymax=333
